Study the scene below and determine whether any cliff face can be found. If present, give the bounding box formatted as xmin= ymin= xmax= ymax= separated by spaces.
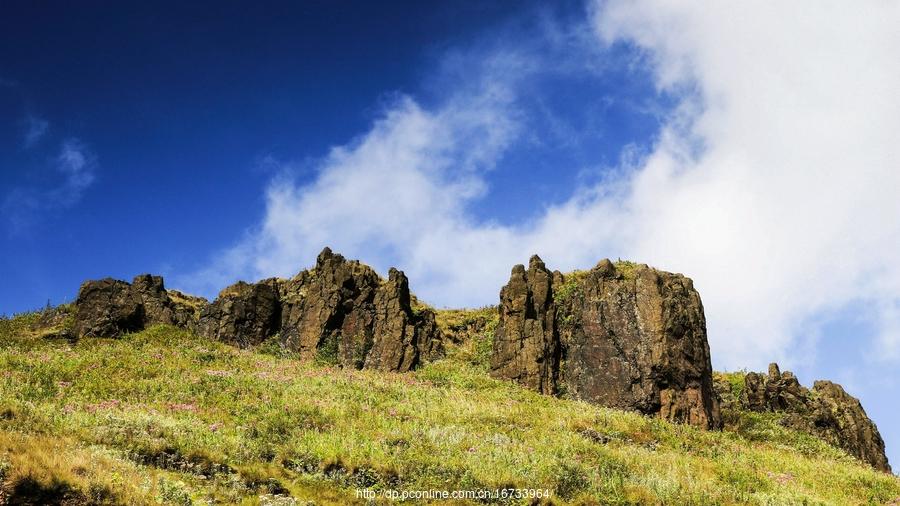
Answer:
xmin=719 ymin=363 xmax=891 ymax=472
xmin=491 ymin=256 xmax=721 ymax=430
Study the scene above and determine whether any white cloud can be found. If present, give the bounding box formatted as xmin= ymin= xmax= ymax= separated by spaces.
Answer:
xmin=2 ymin=138 xmax=97 ymax=231
xmin=53 ymin=138 xmax=96 ymax=204
xmin=186 ymin=1 xmax=900 ymax=373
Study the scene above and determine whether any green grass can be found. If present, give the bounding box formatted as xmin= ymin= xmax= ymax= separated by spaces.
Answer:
xmin=0 ymin=313 xmax=898 ymax=505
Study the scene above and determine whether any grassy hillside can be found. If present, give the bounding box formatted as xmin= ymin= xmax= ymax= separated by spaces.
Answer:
xmin=0 ymin=310 xmax=898 ymax=505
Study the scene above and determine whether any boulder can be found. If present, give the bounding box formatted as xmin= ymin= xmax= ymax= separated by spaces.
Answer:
xmin=492 ymin=256 xmax=721 ymax=430
xmin=729 ymin=364 xmax=891 ymax=472
xmin=74 ymin=278 xmax=145 ymax=337
xmin=73 ymin=275 xmax=207 ymax=338
xmin=198 ymin=279 xmax=282 ymax=348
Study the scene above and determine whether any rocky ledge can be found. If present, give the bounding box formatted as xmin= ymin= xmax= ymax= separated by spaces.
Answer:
xmin=717 ymin=363 xmax=891 ymax=472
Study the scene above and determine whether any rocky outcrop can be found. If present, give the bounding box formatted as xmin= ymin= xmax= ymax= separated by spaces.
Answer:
xmin=741 ymin=363 xmax=807 ymax=412
xmin=491 ymin=256 xmax=721 ymax=429
xmin=276 ymin=248 xmax=441 ymax=372
xmin=721 ymin=363 xmax=890 ymax=472
xmin=74 ymin=275 xmax=207 ymax=338
xmin=809 ymin=380 xmax=890 ymax=473
xmin=491 ymin=256 xmax=559 ymax=395
xmin=69 ymin=249 xmax=442 ymax=372
xmin=197 ymin=279 xmax=282 ymax=348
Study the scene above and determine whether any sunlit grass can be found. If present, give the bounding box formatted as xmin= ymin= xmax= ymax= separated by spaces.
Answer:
xmin=0 ymin=313 xmax=897 ymax=504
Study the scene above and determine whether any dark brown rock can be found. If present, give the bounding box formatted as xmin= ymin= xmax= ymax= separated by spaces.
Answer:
xmin=73 ymin=275 xmax=207 ymax=338
xmin=69 ymin=248 xmax=439 ymax=372
xmin=727 ymin=364 xmax=891 ymax=472
xmin=492 ymin=256 xmax=721 ymax=429
xmin=490 ymin=255 xmax=559 ymax=395
xmin=278 ymin=248 xmax=442 ymax=372
xmin=365 ymin=268 xmax=442 ymax=371
xmin=198 ymin=279 xmax=281 ymax=348
xmin=74 ymin=278 xmax=145 ymax=337
xmin=131 ymin=274 xmax=176 ymax=326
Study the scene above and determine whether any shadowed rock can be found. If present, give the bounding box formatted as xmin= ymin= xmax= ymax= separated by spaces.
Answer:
xmin=198 ymin=279 xmax=282 ymax=348
xmin=74 ymin=275 xmax=206 ymax=338
xmin=74 ymin=278 xmax=143 ymax=337
xmin=492 ymin=256 xmax=721 ymax=429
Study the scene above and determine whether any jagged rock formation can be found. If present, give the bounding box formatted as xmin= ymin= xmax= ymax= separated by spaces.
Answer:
xmin=198 ymin=279 xmax=282 ymax=348
xmin=71 ymin=248 xmax=442 ymax=373
xmin=491 ymin=256 xmax=559 ymax=395
xmin=64 ymin=249 xmax=891 ymax=467
xmin=491 ymin=256 xmax=721 ymax=429
xmin=74 ymin=275 xmax=206 ymax=337
xmin=273 ymin=248 xmax=442 ymax=371
xmin=720 ymin=363 xmax=891 ymax=472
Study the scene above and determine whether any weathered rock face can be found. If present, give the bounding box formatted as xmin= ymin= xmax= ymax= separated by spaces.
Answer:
xmin=198 ymin=279 xmax=282 ymax=348
xmin=74 ymin=275 xmax=206 ymax=338
xmin=492 ymin=256 xmax=721 ymax=429
xmin=490 ymin=256 xmax=559 ymax=395
xmin=810 ymin=380 xmax=891 ymax=473
xmin=741 ymin=363 xmax=807 ymax=413
xmin=722 ymin=363 xmax=891 ymax=472
xmin=277 ymin=248 xmax=441 ymax=372
xmin=70 ymin=249 xmax=441 ymax=372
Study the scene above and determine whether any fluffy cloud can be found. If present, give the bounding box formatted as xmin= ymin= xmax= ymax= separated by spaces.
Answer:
xmin=592 ymin=1 xmax=900 ymax=366
xmin=188 ymin=1 xmax=900 ymax=373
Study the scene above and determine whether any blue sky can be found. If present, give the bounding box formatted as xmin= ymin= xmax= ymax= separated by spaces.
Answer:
xmin=2 ymin=1 xmax=898 ymax=469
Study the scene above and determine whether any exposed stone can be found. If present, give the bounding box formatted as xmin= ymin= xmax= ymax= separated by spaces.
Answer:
xmin=168 ymin=290 xmax=209 ymax=331
xmin=68 ymin=248 xmax=440 ymax=372
xmin=131 ymin=274 xmax=176 ymax=325
xmin=809 ymin=380 xmax=891 ymax=473
xmin=73 ymin=275 xmax=207 ymax=338
xmin=74 ymin=278 xmax=144 ymax=337
xmin=490 ymin=255 xmax=559 ymax=395
xmin=198 ymin=279 xmax=281 ymax=348
xmin=365 ymin=268 xmax=442 ymax=371
xmin=492 ymin=256 xmax=721 ymax=429
xmin=725 ymin=364 xmax=891 ymax=472
xmin=278 ymin=248 xmax=441 ymax=372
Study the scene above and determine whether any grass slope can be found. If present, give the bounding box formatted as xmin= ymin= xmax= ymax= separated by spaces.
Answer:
xmin=0 ymin=312 xmax=898 ymax=505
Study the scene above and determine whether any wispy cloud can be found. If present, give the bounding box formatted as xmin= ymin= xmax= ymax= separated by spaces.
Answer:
xmin=22 ymin=114 xmax=49 ymax=148
xmin=2 ymin=138 xmax=97 ymax=231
